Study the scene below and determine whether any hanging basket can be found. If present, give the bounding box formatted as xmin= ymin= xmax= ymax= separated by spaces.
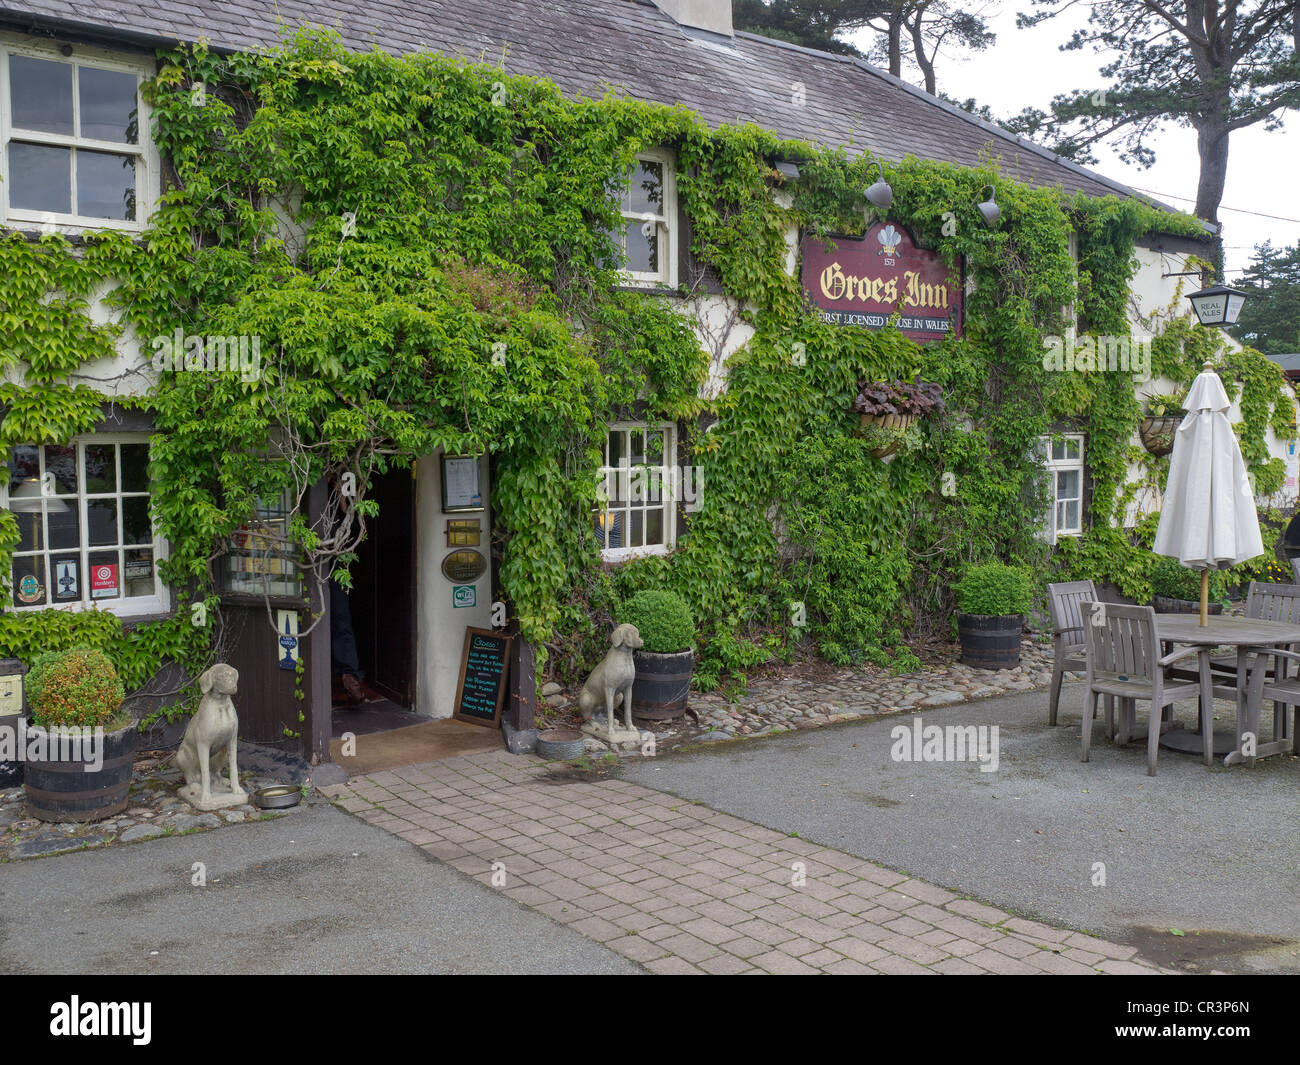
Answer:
xmin=858 ymin=412 xmax=918 ymax=458
xmin=1139 ymin=414 xmax=1181 ymax=457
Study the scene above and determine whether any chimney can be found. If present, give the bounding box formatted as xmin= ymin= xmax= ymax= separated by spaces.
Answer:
xmin=651 ymin=0 xmax=733 ymax=37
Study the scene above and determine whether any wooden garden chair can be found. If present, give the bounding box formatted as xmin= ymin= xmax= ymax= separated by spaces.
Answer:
xmin=1081 ymin=602 xmax=1201 ymax=776
xmin=1047 ymin=580 xmax=1098 ymax=727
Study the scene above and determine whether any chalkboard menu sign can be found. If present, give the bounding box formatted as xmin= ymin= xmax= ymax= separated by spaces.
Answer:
xmin=452 ymin=627 xmax=512 ymax=728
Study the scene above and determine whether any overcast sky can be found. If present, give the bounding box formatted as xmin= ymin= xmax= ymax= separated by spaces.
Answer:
xmin=844 ymin=5 xmax=1299 ymax=278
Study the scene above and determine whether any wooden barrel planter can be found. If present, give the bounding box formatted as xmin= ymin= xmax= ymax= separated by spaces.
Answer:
xmin=1153 ymin=596 xmax=1223 ymax=616
xmin=1139 ymin=415 xmax=1181 ymax=457
xmin=957 ymin=613 xmax=1023 ymax=670
xmin=631 ymin=649 xmax=694 ymax=721
xmin=24 ymin=722 xmax=137 ymax=822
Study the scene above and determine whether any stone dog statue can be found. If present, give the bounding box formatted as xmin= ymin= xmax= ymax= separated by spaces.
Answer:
xmin=176 ymin=663 xmax=248 ymax=811
xmin=577 ymin=623 xmax=643 ymax=737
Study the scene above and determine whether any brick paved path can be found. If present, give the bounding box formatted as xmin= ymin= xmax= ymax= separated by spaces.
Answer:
xmin=322 ymin=750 xmax=1165 ymax=975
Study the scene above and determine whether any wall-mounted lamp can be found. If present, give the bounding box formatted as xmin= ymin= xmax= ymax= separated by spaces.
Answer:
xmin=59 ymin=43 xmax=73 ymax=57
xmin=774 ymin=160 xmax=801 ymax=183
xmin=864 ymin=161 xmax=892 ymax=210
xmin=976 ymin=185 xmax=999 ymax=227
xmin=1186 ymin=284 xmax=1247 ymax=327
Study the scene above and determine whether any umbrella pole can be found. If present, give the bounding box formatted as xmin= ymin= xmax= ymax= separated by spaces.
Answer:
xmin=1200 ymin=569 xmax=1209 ymax=627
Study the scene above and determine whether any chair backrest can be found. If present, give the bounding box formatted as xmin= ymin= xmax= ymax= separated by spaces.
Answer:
xmin=1245 ymin=581 xmax=1300 ymax=625
xmin=1083 ymin=601 xmax=1158 ymax=684
xmin=1048 ymin=580 xmax=1098 ymax=638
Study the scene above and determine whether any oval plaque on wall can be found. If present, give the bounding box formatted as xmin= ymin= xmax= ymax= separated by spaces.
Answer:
xmin=442 ymin=549 xmax=487 ymax=583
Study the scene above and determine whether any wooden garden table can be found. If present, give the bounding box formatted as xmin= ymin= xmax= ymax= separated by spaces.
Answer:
xmin=1155 ymin=613 xmax=1300 ymax=766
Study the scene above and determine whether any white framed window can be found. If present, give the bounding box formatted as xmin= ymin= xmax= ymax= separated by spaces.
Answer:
xmin=595 ymin=423 xmax=677 ymax=560
xmin=0 ymin=37 xmax=158 ymax=233
xmin=614 ymin=150 xmax=677 ymax=288
xmin=4 ymin=435 xmax=169 ymax=616
xmin=1039 ymin=434 xmax=1085 ymax=544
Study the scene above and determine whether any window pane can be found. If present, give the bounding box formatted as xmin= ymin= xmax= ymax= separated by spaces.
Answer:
xmin=122 ymin=496 xmax=151 ymax=544
xmin=629 ymin=160 xmax=663 ymax=215
xmin=630 ymin=430 xmax=645 ymax=465
xmin=1066 ymin=439 xmax=1081 ymax=460
xmin=84 ymin=444 xmax=116 ymax=493
xmin=88 ymin=551 xmax=120 ymax=600
xmin=44 ymin=444 xmax=78 ymax=495
xmin=124 ymin=547 xmax=154 ymax=597
xmin=607 ymin=430 xmax=623 ymax=467
xmin=645 ymin=508 xmax=663 ymax=546
xmin=9 ymin=55 xmax=73 ymax=135
xmin=1056 ymin=469 xmax=1080 ymax=500
xmin=1051 ymin=440 xmax=1066 ymax=462
xmin=51 ymin=553 xmax=80 ymax=602
xmin=120 ymin=443 xmax=149 ymax=492
xmin=12 ymin=555 xmax=47 ymax=607
xmin=624 ymin=218 xmax=658 ymax=274
xmin=46 ymin=498 xmax=79 ymax=551
xmin=87 ymin=498 xmax=118 ymax=546
xmin=8 ymin=142 xmax=71 ymax=214
xmin=78 ymin=66 xmax=138 ymax=143
xmin=630 ymin=509 xmax=643 ymax=548
xmin=1063 ymin=500 xmax=1080 ymax=531
xmin=7 ymin=445 xmax=39 ymax=491
xmin=77 ymin=150 xmax=136 ymax=221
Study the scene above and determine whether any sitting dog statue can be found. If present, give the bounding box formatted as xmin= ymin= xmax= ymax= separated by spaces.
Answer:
xmin=176 ymin=663 xmax=247 ymax=810
xmin=577 ymin=623 xmax=643 ymax=738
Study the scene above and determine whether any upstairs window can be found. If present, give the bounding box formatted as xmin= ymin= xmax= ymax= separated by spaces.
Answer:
xmin=614 ymin=151 xmax=676 ymax=288
xmin=0 ymin=42 xmax=154 ymax=231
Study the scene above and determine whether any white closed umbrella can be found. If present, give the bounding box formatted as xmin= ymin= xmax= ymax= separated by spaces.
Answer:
xmin=1153 ymin=360 xmax=1264 ymax=625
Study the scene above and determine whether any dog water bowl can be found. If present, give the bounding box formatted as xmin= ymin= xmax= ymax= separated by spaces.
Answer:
xmin=536 ymin=729 xmax=584 ymax=761
xmin=253 ymin=784 xmax=302 ymax=809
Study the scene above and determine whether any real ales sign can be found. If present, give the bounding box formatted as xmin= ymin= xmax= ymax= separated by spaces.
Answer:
xmin=802 ymin=223 xmax=962 ymax=341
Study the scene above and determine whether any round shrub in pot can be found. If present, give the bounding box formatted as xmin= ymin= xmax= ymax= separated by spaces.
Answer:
xmin=23 ymin=647 xmax=136 ymax=823
xmin=955 ymin=563 xmax=1031 ymax=670
xmin=616 ymin=590 xmax=695 ymax=721
xmin=1150 ymin=555 xmax=1227 ymax=614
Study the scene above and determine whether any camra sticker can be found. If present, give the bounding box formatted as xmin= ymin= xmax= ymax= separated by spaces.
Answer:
xmin=90 ymin=563 xmax=119 ymax=599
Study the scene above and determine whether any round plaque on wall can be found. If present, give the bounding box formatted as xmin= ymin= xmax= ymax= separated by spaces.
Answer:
xmin=442 ymin=549 xmax=487 ymax=583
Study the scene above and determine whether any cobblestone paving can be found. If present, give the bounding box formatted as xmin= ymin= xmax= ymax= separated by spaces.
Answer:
xmin=545 ymin=637 xmax=1057 ymax=755
xmin=323 ymin=748 xmax=1168 ymax=975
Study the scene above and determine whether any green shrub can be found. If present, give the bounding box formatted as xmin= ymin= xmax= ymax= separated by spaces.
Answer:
xmin=617 ymin=590 xmax=695 ymax=654
xmin=25 ymin=647 xmax=127 ymax=729
xmin=955 ymin=563 xmax=1032 ymax=617
xmin=1150 ymin=555 xmax=1233 ymax=603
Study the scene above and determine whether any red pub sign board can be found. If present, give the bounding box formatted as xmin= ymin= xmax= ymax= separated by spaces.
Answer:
xmin=802 ymin=222 xmax=962 ymax=341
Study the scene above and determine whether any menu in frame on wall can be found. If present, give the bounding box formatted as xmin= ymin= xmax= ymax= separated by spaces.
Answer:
xmin=452 ymin=627 xmax=512 ymax=728
xmin=442 ymin=455 xmax=484 ymax=513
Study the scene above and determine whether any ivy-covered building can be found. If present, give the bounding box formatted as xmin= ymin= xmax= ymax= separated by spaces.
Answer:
xmin=1 ymin=0 xmax=1294 ymax=764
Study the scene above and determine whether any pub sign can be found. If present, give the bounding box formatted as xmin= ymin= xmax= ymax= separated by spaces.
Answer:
xmin=802 ymin=222 xmax=962 ymax=341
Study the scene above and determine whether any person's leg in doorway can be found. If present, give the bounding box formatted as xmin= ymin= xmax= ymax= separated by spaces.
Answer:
xmin=331 ymin=579 xmax=366 ymax=703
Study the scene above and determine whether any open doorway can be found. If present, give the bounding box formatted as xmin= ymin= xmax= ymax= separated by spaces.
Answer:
xmin=331 ymin=465 xmax=418 ymax=736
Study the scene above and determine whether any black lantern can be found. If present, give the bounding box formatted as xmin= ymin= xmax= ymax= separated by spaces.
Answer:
xmin=1186 ymin=284 xmax=1247 ymax=327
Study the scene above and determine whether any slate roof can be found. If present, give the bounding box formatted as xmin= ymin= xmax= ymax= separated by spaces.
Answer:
xmin=0 ymin=0 xmax=1205 ymax=228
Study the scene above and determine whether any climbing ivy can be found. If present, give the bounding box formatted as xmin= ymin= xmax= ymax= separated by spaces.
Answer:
xmin=0 ymin=28 xmax=1292 ymax=712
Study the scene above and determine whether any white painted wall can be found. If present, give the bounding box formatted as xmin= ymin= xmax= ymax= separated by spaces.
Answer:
xmin=415 ymin=450 xmax=493 ymax=719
